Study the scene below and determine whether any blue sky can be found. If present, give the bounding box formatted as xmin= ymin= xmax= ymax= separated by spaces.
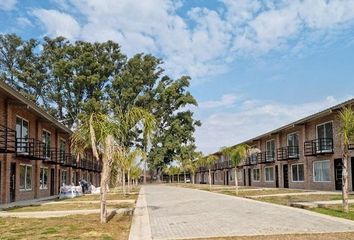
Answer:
xmin=1 ymin=0 xmax=354 ymax=154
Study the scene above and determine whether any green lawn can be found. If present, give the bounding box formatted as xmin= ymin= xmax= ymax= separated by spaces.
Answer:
xmin=311 ymin=205 xmax=354 ymax=221
xmin=4 ymin=202 xmax=134 ymax=212
xmin=257 ymin=194 xmax=354 ymax=206
xmin=0 ymin=214 xmax=132 ymax=239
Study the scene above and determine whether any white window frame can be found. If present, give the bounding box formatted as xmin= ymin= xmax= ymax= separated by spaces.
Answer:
xmin=16 ymin=116 xmax=30 ymax=154
xmin=291 ymin=163 xmax=304 ymax=182
xmin=316 ymin=121 xmax=333 ymax=153
xmin=264 ymin=166 xmax=274 ymax=182
xmin=313 ymin=160 xmax=331 ymax=182
xmin=40 ymin=167 xmax=49 ymax=189
xmin=287 ymin=132 xmax=299 ymax=157
xmin=253 ymin=168 xmax=260 ymax=182
xmin=42 ymin=129 xmax=51 ymax=159
xmin=19 ymin=164 xmax=32 ymax=191
xmin=266 ymin=139 xmax=275 ymax=161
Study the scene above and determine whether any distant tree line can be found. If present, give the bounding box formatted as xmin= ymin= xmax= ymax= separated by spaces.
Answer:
xmin=0 ymin=34 xmax=201 ymax=179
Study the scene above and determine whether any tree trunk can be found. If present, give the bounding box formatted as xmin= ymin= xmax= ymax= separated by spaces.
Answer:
xmin=178 ymin=174 xmax=180 ymax=184
xmin=143 ymin=156 xmax=147 ymax=184
xmin=127 ymin=169 xmax=131 ymax=194
xmin=100 ymin=163 xmax=109 ymax=223
xmin=208 ymin=169 xmax=212 ymax=191
xmin=122 ymin=169 xmax=126 ymax=196
xmin=192 ymin=173 xmax=195 ymax=184
xmin=184 ymin=171 xmax=186 ymax=183
xmin=342 ymin=145 xmax=350 ymax=213
xmin=234 ymin=168 xmax=239 ymax=195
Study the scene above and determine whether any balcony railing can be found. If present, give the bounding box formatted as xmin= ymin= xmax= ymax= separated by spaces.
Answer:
xmin=258 ymin=151 xmax=275 ymax=164
xmin=62 ymin=154 xmax=77 ymax=167
xmin=349 ymin=144 xmax=354 ymax=150
xmin=0 ymin=124 xmax=16 ymax=153
xmin=42 ymin=148 xmax=60 ymax=164
xmin=16 ymin=138 xmax=45 ymax=160
xmin=277 ymin=146 xmax=299 ymax=161
xmin=304 ymin=138 xmax=333 ymax=156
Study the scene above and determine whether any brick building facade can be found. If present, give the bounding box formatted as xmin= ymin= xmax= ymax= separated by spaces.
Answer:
xmin=196 ymin=99 xmax=354 ymax=191
xmin=0 ymin=82 xmax=102 ymax=204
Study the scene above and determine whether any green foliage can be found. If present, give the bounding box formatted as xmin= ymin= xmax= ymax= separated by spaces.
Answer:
xmin=339 ymin=106 xmax=354 ymax=146
xmin=0 ymin=33 xmax=200 ymax=178
xmin=221 ymin=144 xmax=249 ymax=167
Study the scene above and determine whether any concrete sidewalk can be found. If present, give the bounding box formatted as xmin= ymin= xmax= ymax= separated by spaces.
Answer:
xmin=133 ymin=185 xmax=354 ymax=240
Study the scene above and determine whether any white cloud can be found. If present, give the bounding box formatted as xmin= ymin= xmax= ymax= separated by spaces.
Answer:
xmin=0 ymin=0 xmax=16 ymax=11
xmin=32 ymin=9 xmax=81 ymax=39
xmin=199 ymin=94 xmax=238 ymax=109
xmin=196 ymin=96 xmax=350 ymax=154
xmin=31 ymin=0 xmax=354 ymax=79
xmin=17 ymin=17 xmax=32 ymax=28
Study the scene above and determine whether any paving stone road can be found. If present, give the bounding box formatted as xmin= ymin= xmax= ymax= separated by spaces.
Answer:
xmin=132 ymin=185 xmax=354 ymax=240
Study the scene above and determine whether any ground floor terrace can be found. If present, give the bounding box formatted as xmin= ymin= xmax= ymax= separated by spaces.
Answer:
xmin=0 ymin=156 xmax=101 ymax=204
xmin=196 ymin=156 xmax=354 ymax=192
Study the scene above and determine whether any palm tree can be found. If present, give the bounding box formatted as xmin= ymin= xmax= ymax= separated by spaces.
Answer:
xmin=185 ymin=152 xmax=202 ymax=184
xmin=339 ymin=106 xmax=354 ymax=213
xmin=222 ymin=144 xmax=249 ymax=195
xmin=131 ymin=165 xmax=142 ymax=186
xmin=201 ymin=155 xmax=218 ymax=190
xmin=71 ymin=107 xmax=154 ymax=223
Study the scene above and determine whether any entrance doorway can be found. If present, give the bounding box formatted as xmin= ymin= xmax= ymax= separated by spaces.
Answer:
xmin=283 ymin=164 xmax=289 ymax=188
xmin=225 ymin=171 xmax=229 ymax=185
xmin=248 ymin=168 xmax=251 ymax=186
xmin=352 ymin=158 xmax=354 ymax=191
xmin=10 ymin=163 xmax=16 ymax=202
xmin=334 ymin=158 xmax=343 ymax=190
xmin=50 ymin=168 xmax=55 ymax=196
xmin=275 ymin=165 xmax=279 ymax=188
xmin=243 ymin=169 xmax=246 ymax=186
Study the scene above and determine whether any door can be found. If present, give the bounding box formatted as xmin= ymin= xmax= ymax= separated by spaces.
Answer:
xmin=76 ymin=171 xmax=79 ymax=185
xmin=248 ymin=168 xmax=251 ymax=186
xmin=275 ymin=165 xmax=279 ymax=188
xmin=334 ymin=159 xmax=343 ymax=190
xmin=283 ymin=164 xmax=289 ymax=188
xmin=243 ymin=169 xmax=246 ymax=186
xmin=212 ymin=172 xmax=215 ymax=184
xmin=58 ymin=169 xmax=61 ymax=192
xmin=225 ymin=171 xmax=229 ymax=185
xmin=317 ymin=122 xmax=333 ymax=152
xmin=266 ymin=140 xmax=275 ymax=161
xmin=287 ymin=133 xmax=299 ymax=157
xmin=10 ymin=163 xmax=16 ymax=202
xmin=352 ymin=158 xmax=354 ymax=191
xmin=50 ymin=168 xmax=55 ymax=196
xmin=16 ymin=117 xmax=29 ymax=153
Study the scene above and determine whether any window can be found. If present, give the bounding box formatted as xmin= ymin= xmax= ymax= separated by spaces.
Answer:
xmin=16 ymin=117 xmax=29 ymax=153
xmin=316 ymin=122 xmax=333 ymax=152
xmin=287 ymin=133 xmax=299 ymax=157
xmin=62 ymin=170 xmax=67 ymax=186
xmin=40 ymin=167 xmax=48 ymax=189
xmin=72 ymin=172 xmax=77 ymax=185
xmin=266 ymin=140 xmax=275 ymax=161
xmin=253 ymin=168 xmax=260 ymax=181
xmin=20 ymin=164 xmax=32 ymax=191
xmin=42 ymin=130 xmax=51 ymax=158
xmin=313 ymin=160 xmax=331 ymax=182
xmin=59 ymin=139 xmax=66 ymax=162
xmin=265 ymin=167 xmax=274 ymax=182
xmin=292 ymin=164 xmax=304 ymax=182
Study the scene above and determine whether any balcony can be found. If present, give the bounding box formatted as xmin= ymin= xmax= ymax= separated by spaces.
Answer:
xmin=42 ymin=148 xmax=61 ymax=164
xmin=349 ymin=144 xmax=354 ymax=150
xmin=304 ymin=138 xmax=333 ymax=156
xmin=0 ymin=124 xmax=16 ymax=153
xmin=62 ymin=154 xmax=77 ymax=167
xmin=277 ymin=146 xmax=299 ymax=161
xmin=16 ymin=138 xmax=45 ymax=160
xmin=258 ymin=151 xmax=276 ymax=164
xmin=213 ymin=160 xmax=231 ymax=170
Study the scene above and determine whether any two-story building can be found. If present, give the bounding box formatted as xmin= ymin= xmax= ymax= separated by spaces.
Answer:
xmin=196 ymin=98 xmax=354 ymax=191
xmin=0 ymin=81 xmax=102 ymax=204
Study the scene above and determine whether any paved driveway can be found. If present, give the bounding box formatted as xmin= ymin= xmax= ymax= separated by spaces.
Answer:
xmin=130 ymin=185 xmax=354 ymax=240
